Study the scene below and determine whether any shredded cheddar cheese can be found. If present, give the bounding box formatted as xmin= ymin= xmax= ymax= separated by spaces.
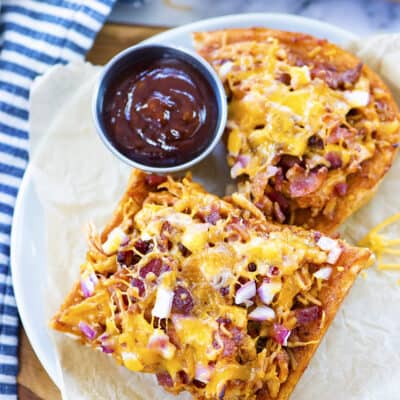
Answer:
xmin=52 ymin=173 xmax=373 ymax=400
xmin=359 ymin=213 xmax=400 ymax=271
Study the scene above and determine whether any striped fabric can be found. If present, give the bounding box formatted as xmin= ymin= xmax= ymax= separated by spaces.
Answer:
xmin=0 ymin=1 xmax=117 ymax=398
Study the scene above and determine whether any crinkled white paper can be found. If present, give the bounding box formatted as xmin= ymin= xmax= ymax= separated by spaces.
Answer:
xmin=29 ymin=33 xmax=400 ymax=400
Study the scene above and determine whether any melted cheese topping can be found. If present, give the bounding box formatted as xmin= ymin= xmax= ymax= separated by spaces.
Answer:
xmin=201 ymin=35 xmax=400 ymax=224
xmin=52 ymin=176 xmax=370 ymax=399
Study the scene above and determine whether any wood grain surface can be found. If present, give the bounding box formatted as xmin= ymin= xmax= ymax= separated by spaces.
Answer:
xmin=18 ymin=22 xmax=166 ymax=400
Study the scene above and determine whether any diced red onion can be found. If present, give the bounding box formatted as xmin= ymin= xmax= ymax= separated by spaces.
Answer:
xmin=327 ymin=246 xmax=342 ymax=264
xmin=231 ymin=161 xmax=243 ymax=179
xmin=313 ymin=267 xmax=333 ymax=280
xmin=99 ymin=333 xmax=114 ymax=353
xmin=195 ymin=364 xmax=213 ymax=383
xmin=317 ymin=236 xmax=337 ymax=251
xmin=148 ymin=331 xmax=169 ymax=350
xmin=258 ymin=280 xmax=281 ymax=305
xmin=120 ymin=235 xmax=130 ymax=247
xmin=272 ymin=323 xmax=291 ymax=346
xmin=266 ymin=165 xmax=279 ymax=178
xmin=237 ymin=155 xmax=251 ymax=167
xmin=80 ymin=272 xmax=98 ymax=298
xmin=235 ymin=281 xmax=256 ymax=305
xmin=148 ymin=330 xmax=175 ymax=359
xmin=317 ymin=236 xmax=343 ymax=264
xmin=101 ymin=344 xmax=114 ymax=354
xmin=344 ymin=90 xmax=370 ymax=107
xmin=248 ymin=305 xmax=276 ymax=321
xmin=218 ymin=61 xmax=234 ymax=79
xmin=78 ymin=321 xmax=96 ymax=340
xmin=152 ymin=286 xmax=174 ymax=319
xmin=231 ymin=155 xmax=251 ymax=178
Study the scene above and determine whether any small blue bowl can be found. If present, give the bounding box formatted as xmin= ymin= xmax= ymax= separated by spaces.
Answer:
xmin=92 ymin=43 xmax=227 ymax=174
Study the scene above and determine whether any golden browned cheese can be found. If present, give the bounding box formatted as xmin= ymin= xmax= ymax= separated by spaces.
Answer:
xmin=51 ymin=170 xmax=373 ymax=400
xmin=193 ymin=28 xmax=400 ymax=234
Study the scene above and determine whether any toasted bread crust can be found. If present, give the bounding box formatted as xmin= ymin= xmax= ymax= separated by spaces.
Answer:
xmin=194 ymin=28 xmax=400 ymax=234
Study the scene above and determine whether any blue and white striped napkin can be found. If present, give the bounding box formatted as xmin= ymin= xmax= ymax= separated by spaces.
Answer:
xmin=0 ymin=1 xmax=119 ymax=397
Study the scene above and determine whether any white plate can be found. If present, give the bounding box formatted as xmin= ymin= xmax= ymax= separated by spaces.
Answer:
xmin=10 ymin=13 xmax=357 ymax=388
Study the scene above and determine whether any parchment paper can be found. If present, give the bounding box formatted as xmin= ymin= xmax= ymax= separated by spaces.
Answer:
xmin=29 ymin=34 xmax=400 ymax=400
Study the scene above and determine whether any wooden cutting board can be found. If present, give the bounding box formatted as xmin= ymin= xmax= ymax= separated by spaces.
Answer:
xmin=17 ymin=23 xmax=166 ymax=400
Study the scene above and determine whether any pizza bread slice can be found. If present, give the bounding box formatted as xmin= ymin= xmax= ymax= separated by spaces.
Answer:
xmin=51 ymin=170 xmax=373 ymax=399
xmin=193 ymin=28 xmax=400 ymax=234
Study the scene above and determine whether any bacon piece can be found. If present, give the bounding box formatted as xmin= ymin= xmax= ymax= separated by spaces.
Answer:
xmin=134 ymin=239 xmax=153 ymax=254
xmin=287 ymin=165 xmax=328 ymax=197
xmin=252 ymin=171 xmax=270 ymax=200
xmin=276 ymin=350 xmax=290 ymax=382
xmin=325 ymin=151 xmax=342 ymax=169
xmin=220 ymin=326 xmax=243 ymax=357
xmin=193 ymin=380 xmax=207 ymax=389
xmin=311 ymin=62 xmax=363 ymax=90
xmin=375 ymin=99 xmax=397 ymax=121
xmin=130 ymin=278 xmax=145 ymax=298
xmin=250 ymin=166 xmax=280 ymax=202
xmin=228 ymin=221 xmax=251 ymax=241
xmin=294 ymin=306 xmax=322 ymax=326
xmin=307 ymin=134 xmax=324 ymax=149
xmin=117 ymin=250 xmax=137 ymax=266
xmin=156 ymin=371 xmax=174 ymax=387
xmin=278 ymin=155 xmax=302 ymax=173
xmin=178 ymin=243 xmax=191 ymax=257
xmin=139 ymin=258 xmax=169 ymax=278
xmin=335 ymin=182 xmax=348 ymax=197
xmin=267 ymin=190 xmax=289 ymax=212
xmin=177 ymin=370 xmax=190 ymax=384
xmin=172 ymin=286 xmax=194 ymax=315
xmin=274 ymin=202 xmax=286 ymax=223
xmin=276 ymin=72 xmax=291 ymax=85
xmin=327 ymin=125 xmax=353 ymax=145
xmin=272 ymin=168 xmax=284 ymax=192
